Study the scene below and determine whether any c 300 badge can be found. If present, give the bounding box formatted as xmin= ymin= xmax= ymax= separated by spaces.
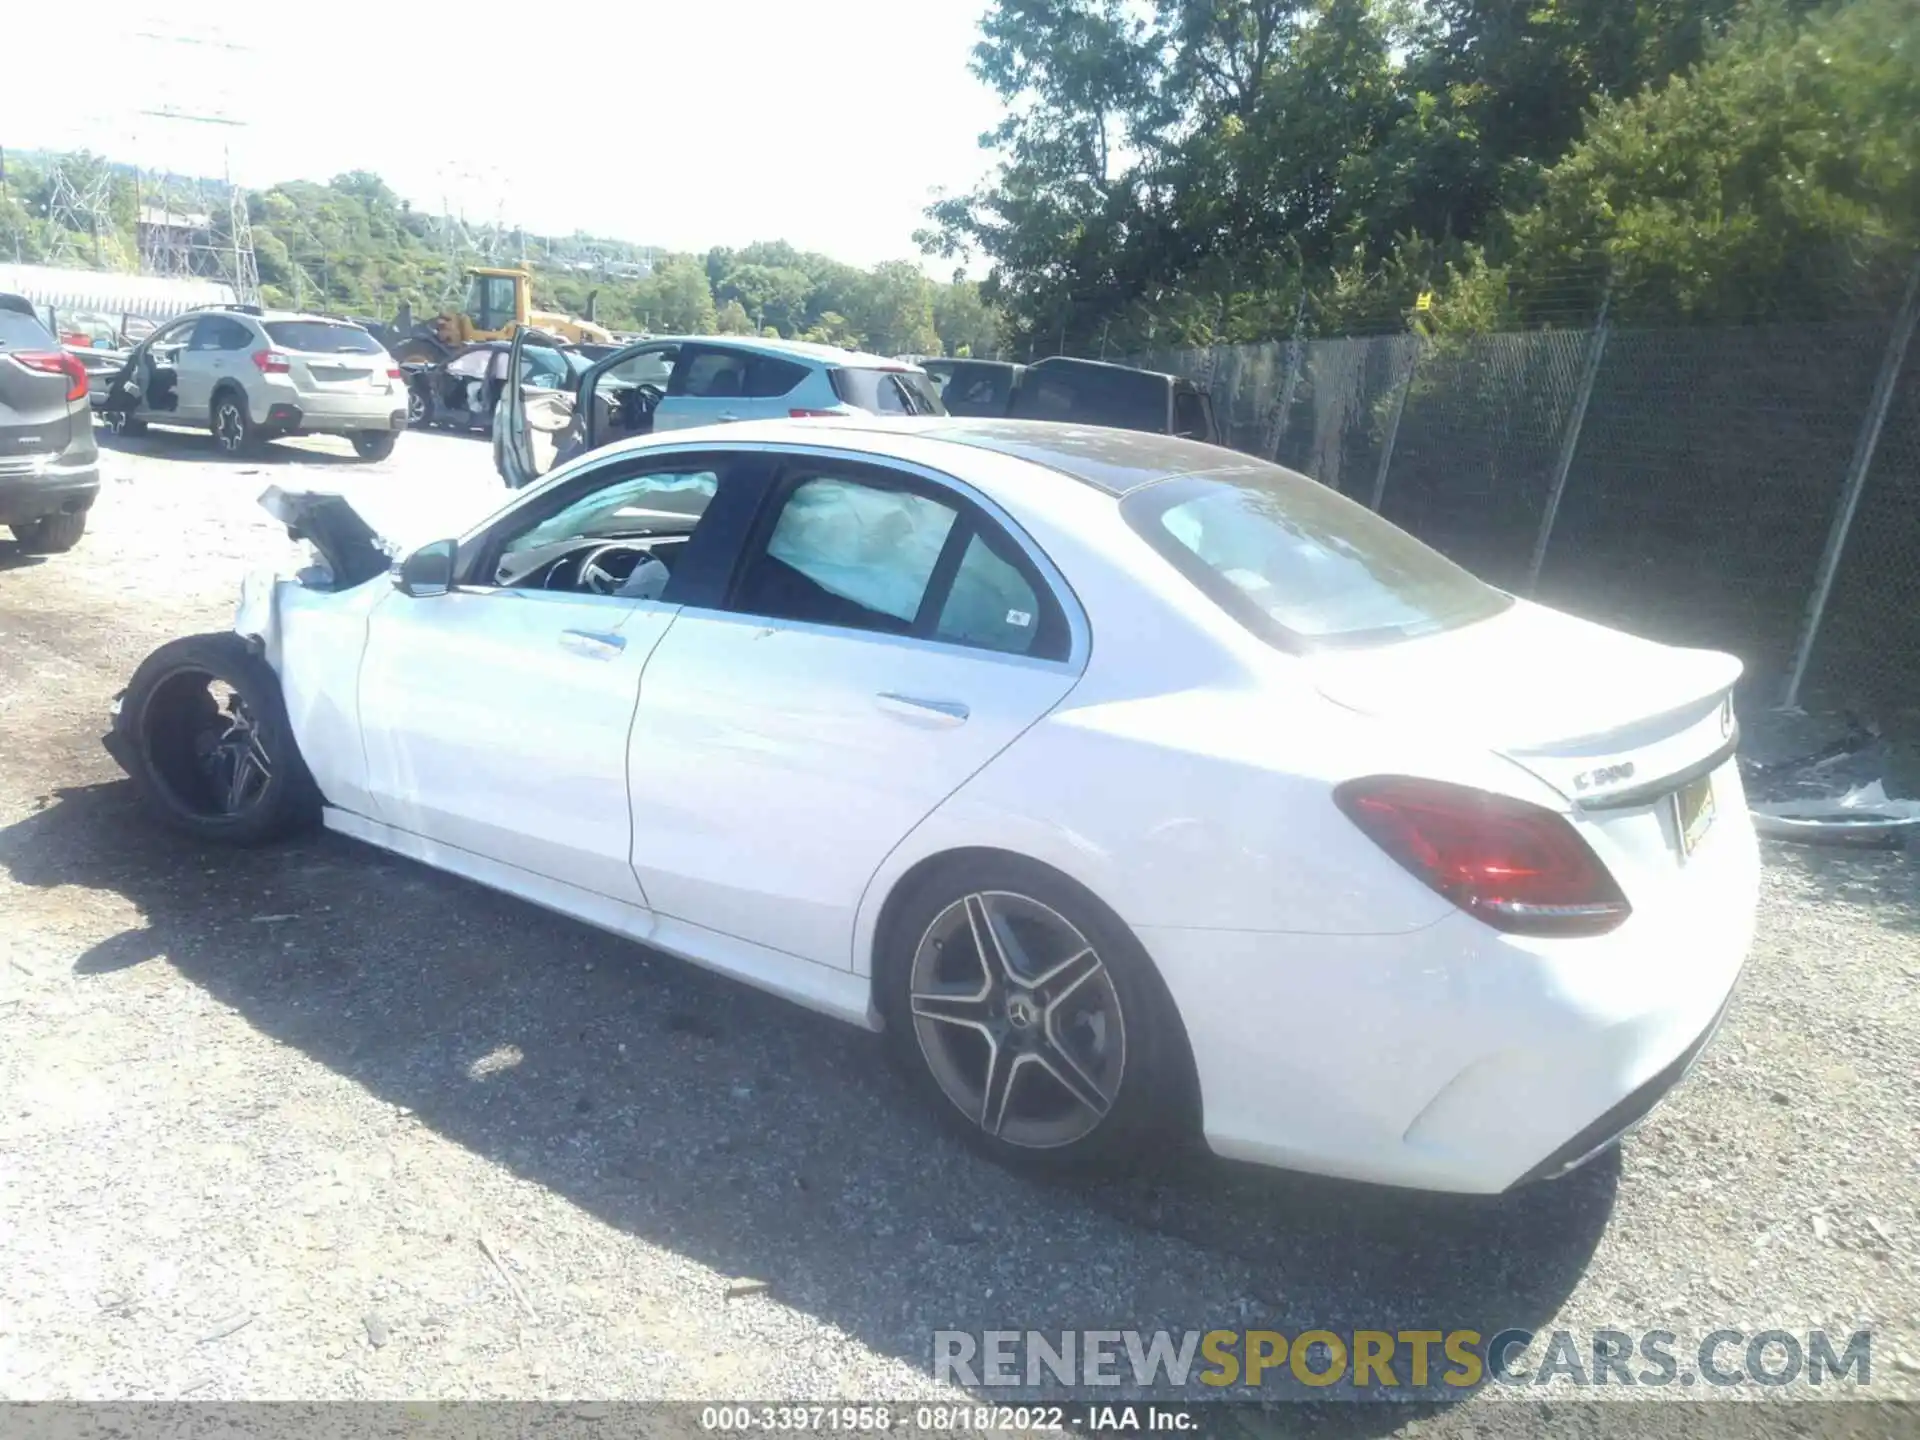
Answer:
xmin=1574 ymin=761 xmax=1636 ymax=792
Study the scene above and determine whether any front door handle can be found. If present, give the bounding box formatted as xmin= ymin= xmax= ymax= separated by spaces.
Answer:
xmin=559 ymin=628 xmax=625 ymax=659
xmin=876 ymin=692 xmax=969 ymax=726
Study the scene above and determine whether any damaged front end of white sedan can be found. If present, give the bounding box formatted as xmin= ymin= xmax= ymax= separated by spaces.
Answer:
xmin=103 ymin=486 xmax=400 ymax=844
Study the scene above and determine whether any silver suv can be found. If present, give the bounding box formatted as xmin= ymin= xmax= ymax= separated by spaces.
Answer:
xmin=102 ymin=307 xmax=407 ymax=460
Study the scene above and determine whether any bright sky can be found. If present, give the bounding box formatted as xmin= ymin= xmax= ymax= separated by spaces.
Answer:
xmin=1 ymin=2 xmax=1004 ymax=271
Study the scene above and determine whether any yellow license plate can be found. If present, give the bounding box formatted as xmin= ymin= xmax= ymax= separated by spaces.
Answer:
xmin=1674 ymin=773 xmax=1717 ymax=858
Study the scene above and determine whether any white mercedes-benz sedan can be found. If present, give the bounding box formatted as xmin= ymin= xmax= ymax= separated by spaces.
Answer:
xmin=104 ymin=418 xmax=1758 ymax=1193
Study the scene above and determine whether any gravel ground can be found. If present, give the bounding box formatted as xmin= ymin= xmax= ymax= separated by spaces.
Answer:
xmin=0 ymin=422 xmax=1916 ymax=1427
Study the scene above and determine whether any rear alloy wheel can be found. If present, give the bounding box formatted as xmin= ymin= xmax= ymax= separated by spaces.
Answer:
xmin=352 ymin=431 xmax=398 ymax=461
xmin=114 ymin=632 xmax=319 ymax=845
xmin=11 ymin=509 xmax=88 ymax=553
xmin=106 ymin=408 xmax=146 ymax=437
xmin=882 ymin=858 xmax=1194 ymax=1175
xmin=406 ymin=386 xmax=429 ymax=427
xmin=211 ymin=392 xmax=255 ymax=455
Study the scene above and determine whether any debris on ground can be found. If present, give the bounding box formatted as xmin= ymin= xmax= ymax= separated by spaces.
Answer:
xmin=1750 ymin=780 xmax=1920 ymax=846
xmin=196 ymin=1312 xmax=255 ymax=1344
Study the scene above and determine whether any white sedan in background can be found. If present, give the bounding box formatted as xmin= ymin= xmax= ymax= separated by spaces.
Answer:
xmin=104 ymin=419 xmax=1757 ymax=1192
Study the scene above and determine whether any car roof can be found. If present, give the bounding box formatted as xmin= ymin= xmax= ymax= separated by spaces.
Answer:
xmin=631 ymin=334 xmax=917 ymax=369
xmin=589 ymin=416 xmax=1263 ymax=498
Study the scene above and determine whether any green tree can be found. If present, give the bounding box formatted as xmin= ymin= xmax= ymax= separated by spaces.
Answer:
xmin=637 ymin=256 xmax=719 ymax=333
xmin=1484 ymin=0 xmax=1920 ymax=323
xmin=715 ymin=298 xmax=756 ymax=334
xmin=851 ymin=261 xmax=943 ymax=355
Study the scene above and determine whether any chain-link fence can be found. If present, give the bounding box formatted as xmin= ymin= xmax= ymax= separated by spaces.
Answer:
xmin=1126 ymin=264 xmax=1920 ymax=718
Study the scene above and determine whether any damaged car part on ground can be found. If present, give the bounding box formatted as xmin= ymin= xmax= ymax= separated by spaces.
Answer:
xmin=104 ymin=418 xmax=1759 ymax=1194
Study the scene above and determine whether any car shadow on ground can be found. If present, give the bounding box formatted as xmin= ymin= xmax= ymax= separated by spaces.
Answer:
xmin=94 ymin=425 xmax=365 ymax=467
xmin=0 ymin=541 xmax=49 ymax=572
xmin=2 ymin=781 xmax=1623 ymax=1422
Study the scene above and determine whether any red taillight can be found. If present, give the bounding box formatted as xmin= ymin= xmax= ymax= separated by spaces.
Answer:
xmin=1334 ymin=777 xmax=1630 ymax=937
xmin=12 ymin=349 xmax=89 ymax=402
xmin=789 ymin=408 xmax=842 ymax=418
xmin=251 ymin=349 xmax=291 ymax=374
xmin=386 ymin=366 xmax=403 ymax=379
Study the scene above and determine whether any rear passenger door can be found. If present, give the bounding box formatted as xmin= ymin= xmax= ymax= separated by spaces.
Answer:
xmin=175 ymin=315 xmax=251 ymax=418
xmin=653 ymin=346 xmax=807 ymax=431
xmin=624 ymin=451 xmax=1086 ymax=969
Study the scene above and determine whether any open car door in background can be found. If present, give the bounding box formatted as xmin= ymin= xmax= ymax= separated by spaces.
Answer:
xmin=498 ymin=326 xmax=580 ymax=488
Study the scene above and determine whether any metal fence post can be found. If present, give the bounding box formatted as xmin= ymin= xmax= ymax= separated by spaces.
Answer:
xmin=1782 ymin=257 xmax=1920 ymax=709
xmin=1525 ymin=285 xmax=1613 ymax=594
xmin=1262 ymin=293 xmax=1308 ymax=461
xmin=1369 ymin=335 xmax=1421 ymax=512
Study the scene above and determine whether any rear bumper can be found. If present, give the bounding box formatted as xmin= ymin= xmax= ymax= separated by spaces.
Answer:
xmin=1141 ymin=779 xmax=1760 ymax=1193
xmin=0 ymin=460 xmax=100 ymax=527
xmin=254 ymin=388 xmax=407 ymax=433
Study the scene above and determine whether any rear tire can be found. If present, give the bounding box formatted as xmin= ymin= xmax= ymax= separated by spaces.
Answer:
xmin=114 ymin=632 xmax=320 ymax=846
xmin=877 ymin=854 xmax=1197 ymax=1178
xmin=11 ymin=508 xmax=88 ymax=553
xmin=407 ymin=385 xmax=430 ymax=428
xmin=106 ymin=409 xmax=147 ymax=437
xmin=210 ymin=390 xmax=256 ymax=456
xmin=351 ymin=431 xmax=398 ymax=461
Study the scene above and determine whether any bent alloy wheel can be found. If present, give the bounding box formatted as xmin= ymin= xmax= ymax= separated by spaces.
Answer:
xmin=113 ymin=632 xmax=319 ymax=845
xmin=910 ymin=891 xmax=1126 ymax=1149
xmin=882 ymin=857 xmax=1194 ymax=1175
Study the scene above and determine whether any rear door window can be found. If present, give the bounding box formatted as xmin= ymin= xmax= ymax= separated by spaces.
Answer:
xmin=189 ymin=316 xmax=253 ymax=351
xmin=744 ymin=355 xmax=809 ymax=398
xmin=728 ymin=461 xmax=1068 ymax=658
xmin=935 ymin=531 xmax=1046 ymax=656
xmin=678 ymin=349 xmax=752 ymax=398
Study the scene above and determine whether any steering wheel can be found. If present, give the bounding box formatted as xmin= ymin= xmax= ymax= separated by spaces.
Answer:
xmin=575 ymin=543 xmax=650 ymax=595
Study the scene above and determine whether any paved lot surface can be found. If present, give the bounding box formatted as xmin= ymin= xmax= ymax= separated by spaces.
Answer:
xmin=1 ymin=422 xmax=1916 ymax=1425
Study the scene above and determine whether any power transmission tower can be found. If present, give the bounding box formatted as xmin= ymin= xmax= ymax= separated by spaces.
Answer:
xmin=45 ymin=158 xmax=116 ymax=269
xmin=124 ymin=24 xmax=261 ymax=302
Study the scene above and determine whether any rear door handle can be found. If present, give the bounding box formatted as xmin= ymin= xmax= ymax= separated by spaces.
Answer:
xmin=559 ymin=628 xmax=625 ymax=659
xmin=876 ymin=693 xmax=969 ymax=726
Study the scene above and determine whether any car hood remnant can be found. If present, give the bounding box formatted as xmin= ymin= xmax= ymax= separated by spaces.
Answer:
xmin=258 ymin=486 xmax=391 ymax=589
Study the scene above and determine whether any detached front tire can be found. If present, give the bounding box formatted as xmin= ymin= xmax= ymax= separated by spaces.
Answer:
xmin=878 ymin=854 xmax=1197 ymax=1177
xmin=114 ymin=632 xmax=320 ymax=846
xmin=12 ymin=509 xmax=88 ymax=553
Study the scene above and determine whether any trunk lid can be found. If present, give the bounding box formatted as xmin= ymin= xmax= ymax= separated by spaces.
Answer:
xmin=261 ymin=320 xmax=394 ymax=397
xmin=1308 ymin=601 xmax=1742 ymax=807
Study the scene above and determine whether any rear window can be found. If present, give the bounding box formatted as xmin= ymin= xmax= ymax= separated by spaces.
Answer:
xmin=0 ymin=309 xmax=56 ymax=349
xmin=828 ymin=367 xmax=947 ymax=416
xmin=1125 ymin=467 xmax=1512 ymax=649
xmin=264 ymin=321 xmax=385 ymax=355
xmin=1011 ymin=361 xmax=1169 ymax=430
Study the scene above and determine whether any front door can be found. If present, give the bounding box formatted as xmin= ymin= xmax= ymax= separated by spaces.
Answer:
xmin=356 ymin=452 xmax=746 ymax=904
xmin=626 ymin=453 xmax=1084 ymax=969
